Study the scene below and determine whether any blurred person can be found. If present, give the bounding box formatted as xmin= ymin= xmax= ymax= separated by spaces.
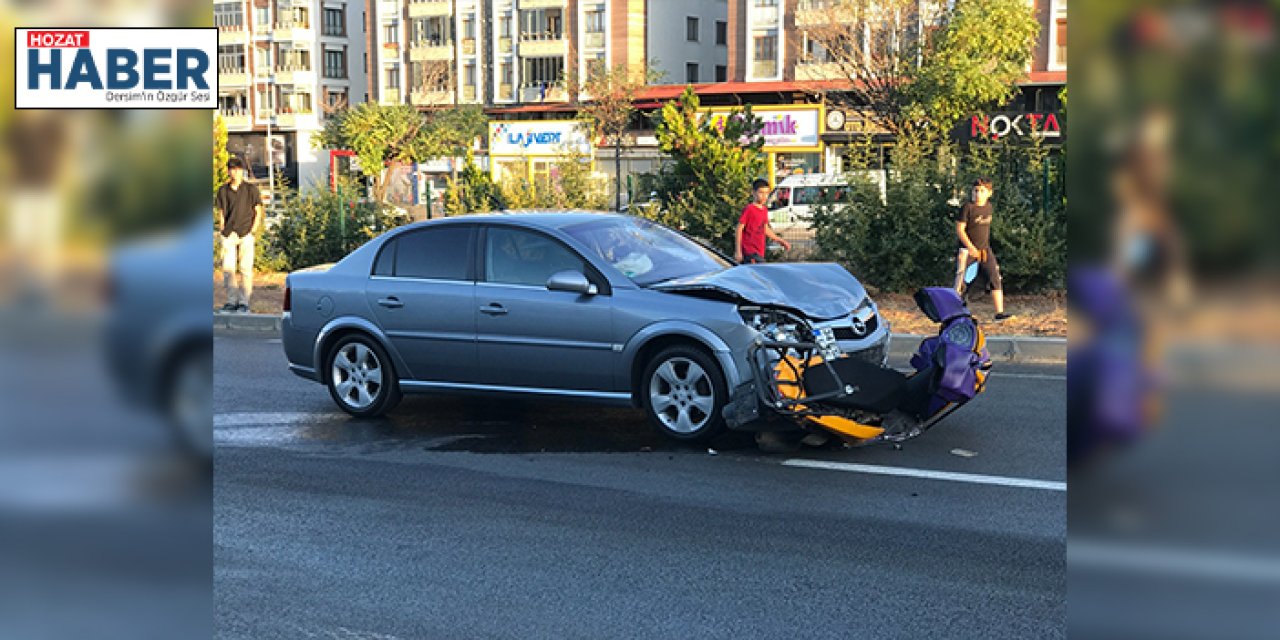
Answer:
xmin=734 ymin=178 xmax=790 ymax=264
xmin=1110 ymin=108 xmax=1192 ymax=310
xmin=3 ymin=110 xmax=71 ymax=304
xmin=953 ymin=177 xmax=1012 ymax=320
xmin=214 ymin=156 xmax=262 ymax=313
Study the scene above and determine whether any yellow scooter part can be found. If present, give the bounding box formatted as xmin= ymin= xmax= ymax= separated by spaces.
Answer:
xmin=773 ymin=356 xmax=886 ymax=439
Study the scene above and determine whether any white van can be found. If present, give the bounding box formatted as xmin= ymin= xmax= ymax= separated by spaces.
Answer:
xmin=766 ymin=172 xmax=887 ymax=225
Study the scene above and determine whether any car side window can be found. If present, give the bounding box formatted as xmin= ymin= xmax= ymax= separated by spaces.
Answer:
xmin=394 ymin=226 xmax=473 ymax=280
xmin=485 ymin=227 xmax=586 ymax=287
xmin=373 ymin=238 xmax=396 ymax=276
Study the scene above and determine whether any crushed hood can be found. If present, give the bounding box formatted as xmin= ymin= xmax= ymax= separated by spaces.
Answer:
xmin=652 ymin=263 xmax=868 ymax=320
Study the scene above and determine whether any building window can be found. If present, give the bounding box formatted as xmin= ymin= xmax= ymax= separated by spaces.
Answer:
xmin=753 ymin=0 xmax=777 ymax=6
xmin=715 ymin=64 xmax=727 ymax=82
xmin=255 ymin=7 xmax=270 ymax=28
xmin=464 ymin=64 xmax=476 ymax=86
xmin=715 ymin=21 xmax=727 ymax=46
xmin=754 ymin=35 xmax=776 ymax=61
xmin=384 ymin=22 xmax=398 ymax=44
xmin=215 ymin=4 xmax=244 ymax=29
xmin=499 ymin=63 xmax=512 ymax=86
xmin=686 ymin=17 xmax=699 ymax=42
xmin=323 ymin=49 xmax=347 ymax=79
xmin=326 ymin=90 xmax=348 ymax=111
xmin=218 ymin=45 xmax=246 ymax=74
xmin=385 ymin=66 xmax=400 ymax=90
xmin=585 ymin=9 xmax=605 ymax=34
xmin=499 ymin=16 xmax=512 ymax=38
xmin=323 ymin=8 xmax=345 ymax=37
xmin=521 ymin=56 xmax=564 ymax=88
xmin=463 ymin=16 xmax=475 ymax=40
xmin=1054 ymin=18 xmax=1067 ymax=68
xmin=520 ymin=8 xmax=563 ymax=40
xmin=686 ymin=63 xmax=699 ymax=83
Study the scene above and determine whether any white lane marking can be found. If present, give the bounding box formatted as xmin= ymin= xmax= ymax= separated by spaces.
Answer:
xmin=215 ymin=412 xmax=347 ymax=427
xmin=782 ymin=459 xmax=1067 ymax=491
xmin=1070 ymin=540 xmax=1280 ymax=584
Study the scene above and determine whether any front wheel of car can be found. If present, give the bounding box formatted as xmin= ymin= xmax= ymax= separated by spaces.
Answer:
xmin=642 ymin=346 xmax=727 ymax=442
xmin=326 ymin=335 xmax=401 ymax=417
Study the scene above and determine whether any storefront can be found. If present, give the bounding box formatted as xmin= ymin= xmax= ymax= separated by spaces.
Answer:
xmin=702 ymin=105 xmax=825 ymax=186
xmin=488 ymin=120 xmax=594 ymax=185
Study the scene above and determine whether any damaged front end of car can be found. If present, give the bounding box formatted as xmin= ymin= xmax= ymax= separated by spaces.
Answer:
xmin=744 ymin=287 xmax=993 ymax=445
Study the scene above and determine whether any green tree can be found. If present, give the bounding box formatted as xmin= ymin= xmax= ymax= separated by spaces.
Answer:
xmin=443 ymin=150 xmax=501 ymax=215
xmin=910 ymin=0 xmax=1041 ymax=131
xmin=801 ymin=0 xmax=1038 ymax=133
xmin=213 ymin=114 xmax=229 ymax=198
xmin=577 ymin=61 xmax=660 ymax=211
xmin=314 ymin=103 xmax=487 ymax=204
xmin=649 ymin=87 xmax=766 ymax=251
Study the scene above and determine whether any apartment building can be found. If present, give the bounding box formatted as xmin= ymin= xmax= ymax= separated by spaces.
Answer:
xmin=215 ymin=0 xmax=367 ymax=189
xmin=366 ymin=0 xmax=728 ymax=108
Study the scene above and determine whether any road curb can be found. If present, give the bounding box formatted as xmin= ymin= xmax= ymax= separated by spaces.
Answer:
xmin=214 ymin=312 xmax=281 ymax=332
xmin=890 ymin=333 xmax=1065 ymax=364
xmin=211 ymin=315 xmax=1066 ymax=362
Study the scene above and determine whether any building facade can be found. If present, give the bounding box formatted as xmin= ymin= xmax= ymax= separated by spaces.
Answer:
xmin=216 ymin=0 xmax=368 ymax=191
xmin=365 ymin=0 xmax=729 ymax=108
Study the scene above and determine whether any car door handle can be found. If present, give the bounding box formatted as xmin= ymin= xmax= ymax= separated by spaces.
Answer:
xmin=377 ymin=297 xmax=404 ymax=309
xmin=479 ymin=303 xmax=507 ymax=316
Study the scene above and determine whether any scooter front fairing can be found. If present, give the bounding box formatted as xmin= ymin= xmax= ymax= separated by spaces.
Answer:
xmin=750 ymin=288 xmax=992 ymax=445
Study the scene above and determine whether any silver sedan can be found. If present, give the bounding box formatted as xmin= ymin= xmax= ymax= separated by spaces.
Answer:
xmin=282 ymin=213 xmax=889 ymax=441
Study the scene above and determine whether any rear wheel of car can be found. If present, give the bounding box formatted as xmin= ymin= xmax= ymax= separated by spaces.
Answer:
xmin=326 ymin=335 xmax=401 ymax=417
xmin=642 ymin=346 xmax=727 ymax=442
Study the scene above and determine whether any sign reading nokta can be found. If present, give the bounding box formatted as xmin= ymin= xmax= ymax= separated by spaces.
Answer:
xmin=15 ymin=28 xmax=218 ymax=109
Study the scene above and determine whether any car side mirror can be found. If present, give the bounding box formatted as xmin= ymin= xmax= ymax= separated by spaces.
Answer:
xmin=546 ymin=270 xmax=598 ymax=295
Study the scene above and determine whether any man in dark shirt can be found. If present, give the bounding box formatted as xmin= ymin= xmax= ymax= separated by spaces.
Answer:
xmin=215 ymin=157 xmax=263 ymax=312
xmin=954 ymin=177 xmax=1012 ymax=320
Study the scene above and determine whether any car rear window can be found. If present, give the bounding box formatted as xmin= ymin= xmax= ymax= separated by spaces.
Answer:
xmin=393 ymin=226 xmax=473 ymax=280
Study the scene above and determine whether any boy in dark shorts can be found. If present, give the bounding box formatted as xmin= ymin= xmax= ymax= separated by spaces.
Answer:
xmin=954 ymin=177 xmax=1013 ymax=320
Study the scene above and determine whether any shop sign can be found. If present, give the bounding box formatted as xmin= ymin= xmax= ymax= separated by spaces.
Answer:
xmin=489 ymin=121 xmax=592 ymax=156
xmin=702 ymin=106 xmax=822 ymax=150
xmin=970 ymin=113 xmax=1063 ymax=140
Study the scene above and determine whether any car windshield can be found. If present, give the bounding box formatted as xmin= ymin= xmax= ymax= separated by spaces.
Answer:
xmin=562 ymin=217 xmax=732 ymax=286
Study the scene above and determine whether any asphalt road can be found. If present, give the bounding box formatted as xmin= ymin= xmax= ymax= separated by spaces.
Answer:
xmin=215 ymin=330 xmax=1066 ymax=639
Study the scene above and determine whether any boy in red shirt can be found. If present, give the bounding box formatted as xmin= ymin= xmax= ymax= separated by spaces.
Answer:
xmin=734 ymin=178 xmax=790 ymax=264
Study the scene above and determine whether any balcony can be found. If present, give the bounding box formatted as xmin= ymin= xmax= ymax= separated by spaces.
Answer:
xmin=274 ymin=67 xmax=314 ymax=85
xmin=253 ymin=64 xmax=272 ymax=81
xmin=498 ymin=37 xmax=513 ymax=53
xmin=274 ymin=111 xmax=316 ymax=129
xmin=462 ymin=86 xmax=477 ymax=102
xmin=219 ymin=69 xmax=249 ymax=86
xmin=582 ymin=32 xmax=605 ymax=50
xmin=410 ymin=89 xmax=454 ymax=106
xmin=410 ymin=41 xmax=455 ymax=61
xmin=220 ymin=112 xmax=252 ymax=131
xmin=795 ymin=61 xmax=841 ymax=81
xmin=521 ymin=84 xmax=567 ymax=103
xmin=750 ymin=59 xmax=778 ymax=79
xmin=409 ymin=0 xmax=451 ymax=18
xmin=749 ymin=7 xmax=779 ymax=28
xmin=462 ymin=38 xmax=476 ymax=55
xmin=518 ymin=32 xmax=566 ymax=57
xmin=382 ymin=88 xmax=401 ymax=104
xmin=520 ymin=0 xmax=565 ymax=8
xmin=218 ymin=25 xmax=248 ymax=45
xmin=795 ymin=1 xmax=856 ymax=27
xmin=273 ymin=22 xmax=313 ymax=42
xmin=497 ymin=83 xmax=513 ymax=100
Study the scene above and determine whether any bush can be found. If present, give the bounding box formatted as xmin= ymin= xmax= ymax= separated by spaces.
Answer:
xmin=494 ymin=154 xmax=608 ymax=210
xmin=444 ymin=152 xmax=501 ymax=215
xmin=812 ymin=129 xmax=1065 ymax=293
xmin=258 ymin=182 xmax=404 ymax=272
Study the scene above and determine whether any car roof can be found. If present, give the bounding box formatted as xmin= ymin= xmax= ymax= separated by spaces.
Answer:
xmin=393 ymin=210 xmax=625 ymax=233
xmin=775 ymin=174 xmax=852 ymax=187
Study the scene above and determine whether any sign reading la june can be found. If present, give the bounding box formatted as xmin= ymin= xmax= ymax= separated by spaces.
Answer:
xmin=15 ymin=28 xmax=218 ymax=109
xmin=489 ymin=121 xmax=592 ymax=157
